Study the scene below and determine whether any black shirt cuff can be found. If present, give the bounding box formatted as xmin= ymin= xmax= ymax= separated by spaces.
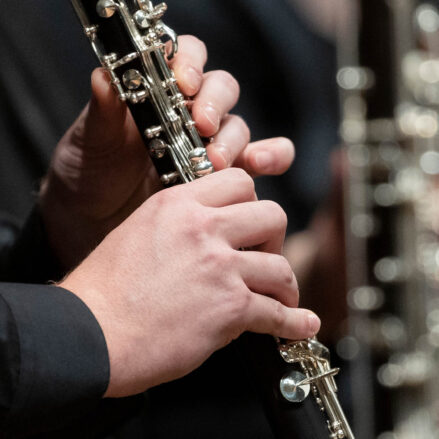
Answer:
xmin=0 ymin=283 xmax=109 ymax=437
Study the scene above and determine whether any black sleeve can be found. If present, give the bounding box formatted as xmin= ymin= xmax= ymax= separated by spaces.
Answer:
xmin=0 ymin=209 xmax=110 ymax=437
xmin=0 ymin=283 xmax=110 ymax=438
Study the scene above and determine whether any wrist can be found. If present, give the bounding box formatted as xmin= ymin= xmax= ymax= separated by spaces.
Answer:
xmin=59 ymin=264 xmax=151 ymax=398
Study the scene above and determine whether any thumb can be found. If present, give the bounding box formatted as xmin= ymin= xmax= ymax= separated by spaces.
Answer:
xmin=74 ymin=68 xmax=127 ymax=151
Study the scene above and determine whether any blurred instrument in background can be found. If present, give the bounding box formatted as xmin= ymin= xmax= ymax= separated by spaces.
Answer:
xmin=338 ymin=0 xmax=439 ymax=437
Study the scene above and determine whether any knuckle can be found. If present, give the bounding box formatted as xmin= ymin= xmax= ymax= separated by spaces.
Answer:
xmin=290 ymin=272 xmax=300 ymax=305
xmin=147 ymin=189 xmax=168 ymax=210
xmin=197 ymin=247 xmax=234 ymax=290
xmin=276 ymin=256 xmax=299 ymax=308
xmin=227 ymin=166 xmax=247 ymax=179
xmin=227 ymin=249 xmax=242 ymax=269
xmin=186 ymin=208 xmax=218 ymax=241
xmin=269 ymin=255 xmax=298 ymax=308
xmin=276 ymin=255 xmax=294 ymax=286
xmin=150 ymin=186 xmax=180 ymax=209
xmin=265 ymin=200 xmax=287 ymax=230
xmin=229 ymin=115 xmax=251 ymax=143
xmin=181 ymin=35 xmax=207 ymax=60
xmin=273 ymin=301 xmax=287 ymax=331
xmin=213 ymin=70 xmax=240 ymax=96
xmin=229 ymin=288 xmax=252 ymax=321
xmin=204 ymin=247 xmax=230 ymax=270
xmin=225 ymin=168 xmax=255 ymax=195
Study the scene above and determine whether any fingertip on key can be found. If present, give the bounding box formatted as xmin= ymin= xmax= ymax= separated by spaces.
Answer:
xmin=203 ymin=104 xmax=220 ymax=132
xmin=207 ymin=143 xmax=231 ymax=170
xmin=179 ymin=64 xmax=203 ymax=96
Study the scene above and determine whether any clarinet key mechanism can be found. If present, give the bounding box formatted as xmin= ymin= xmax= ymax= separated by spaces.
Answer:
xmin=278 ymin=338 xmax=354 ymax=439
xmin=71 ymin=0 xmax=213 ymax=186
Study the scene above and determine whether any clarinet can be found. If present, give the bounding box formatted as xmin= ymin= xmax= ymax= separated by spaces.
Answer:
xmin=71 ymin=1 xmax=354 ymax=437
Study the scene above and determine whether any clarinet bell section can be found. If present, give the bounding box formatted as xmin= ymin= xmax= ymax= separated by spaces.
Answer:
xmin=277 ymin=338 xmax=355 ymax=439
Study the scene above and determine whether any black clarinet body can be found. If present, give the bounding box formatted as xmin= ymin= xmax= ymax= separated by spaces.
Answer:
xmin=72 ymin=0 xmax=214 ymax=186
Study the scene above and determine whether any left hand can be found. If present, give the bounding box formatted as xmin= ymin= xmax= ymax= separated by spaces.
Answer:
xmin=39 ymin=35 xmax=294 ymax=269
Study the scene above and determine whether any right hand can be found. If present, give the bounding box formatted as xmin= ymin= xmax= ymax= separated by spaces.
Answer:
xmin=60 ymin=169 xmax=320 ymax=398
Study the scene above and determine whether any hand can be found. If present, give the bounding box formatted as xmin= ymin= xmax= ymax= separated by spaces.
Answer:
xmin=40 ymin=35 xmax=294 ymax=270
xmin=60 ymin=169 xmax=320 ymax=397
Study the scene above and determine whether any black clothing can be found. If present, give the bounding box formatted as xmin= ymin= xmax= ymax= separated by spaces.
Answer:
xmin=0 ymin=212 xmax=110 ymax=438
xmin=0 ymin=217 xmax=332 ymax=437
xmin=0 ymin=1 xmax=340 ymax=437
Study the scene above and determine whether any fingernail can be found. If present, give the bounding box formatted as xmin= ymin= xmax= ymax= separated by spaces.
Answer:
xmin=203 ymin=104 xmax=220 ymax=131
xmin=307 ymin=313 xmax=321 ymax=335
xmin=254 ymin=151 xmax=273 ymax=172
xmin=183 ymin=65 xmax=202 ymax=94
xmin=211 ymin=143 xmax=231 ymax=168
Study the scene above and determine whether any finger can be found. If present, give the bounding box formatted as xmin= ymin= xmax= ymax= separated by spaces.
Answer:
xmin=206 ymin=115 xmax=250 ymax=170
xmin=233 ymin=137 xmax=295 ymax=177
xmin=237 ymin=251 xmax=299 ymax=308
xmin=183 ymin=168 xmax=257 ymax=207
xmin=246 ymin=296 xmax=321 ymax=340
xmin=216 ymin=200 xmax=287 ymax=254
xmin=192 ymin=70 xmax=240 ymax=137
xmin=70 ymin=68 xmax=128 ymax=151
xmin=169 ymin=35 xmax=208 ymax=96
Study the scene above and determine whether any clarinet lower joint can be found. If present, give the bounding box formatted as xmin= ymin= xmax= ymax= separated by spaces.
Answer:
xmin=277 ymin=337 xmax=355 ymax=439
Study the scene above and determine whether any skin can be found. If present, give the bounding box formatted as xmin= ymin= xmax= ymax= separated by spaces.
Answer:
xmin=61 ymin=169 xmax=320 ymax=397
xmin=39 ymin=36 xmax=320 ymax=398
xmin=40 ymin=36 xmax=295 ymax=268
